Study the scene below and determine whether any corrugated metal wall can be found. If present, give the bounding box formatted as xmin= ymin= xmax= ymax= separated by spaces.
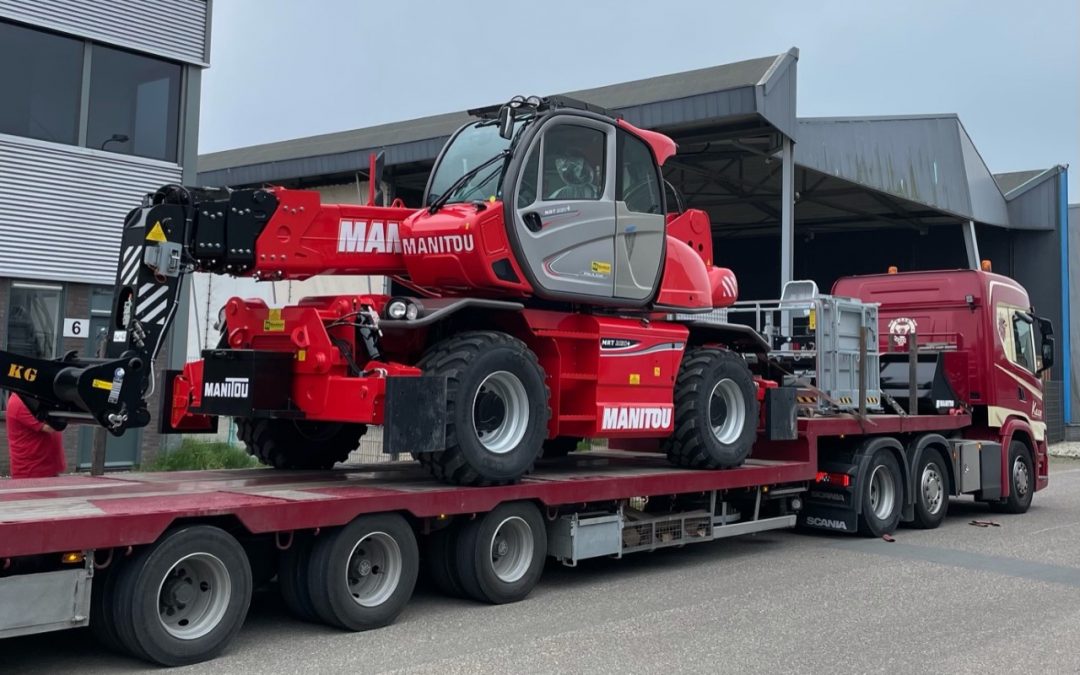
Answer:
xmin=0 ymin=0 xmax=208 ymax=64
xmin=0 ymin=135 xmax=181 ymax=284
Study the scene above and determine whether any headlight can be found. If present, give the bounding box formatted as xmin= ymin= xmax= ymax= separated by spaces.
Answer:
xmin=384 ymin=297 xmax=420 ymax=321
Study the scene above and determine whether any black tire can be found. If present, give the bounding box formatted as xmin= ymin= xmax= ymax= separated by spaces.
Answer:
xmin=306 ymin=514 xmax=419 ymax=631
xmin=665 ymin=348 xmax=758 ymax=469
xmin=542 ymin=436 xmax=581 ymax=458
xmin=417 ymin=331 xmax=550 ymax=486
xmin=911 ymin=448 xmax=949 ymax=529
xmin=238 ymin=418 xmax=366 ymax=470
xmin=278 ymin=533 xmax=319 ymax=622
xmin=90 ymin=562 xmax=124 ymax=653
xmin=424 ymin=522 xmax=466 ymax=598
xmin=990 ymin=441 xmax=1034 ymax=514
xmin=454 ymin=502 xmax=546 ymax=604
xmin=110 ymin=526 xmax=253 ymax=666
xmin=857 ymin=449 xmax=904 ymax=537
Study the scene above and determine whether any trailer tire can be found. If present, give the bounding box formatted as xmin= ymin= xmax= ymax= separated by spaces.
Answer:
xmin=542 ymin=436 xmax=582 ymax=458
xmin=239 ymin=418 xmax=366 ymax=470
xmin=666 ymin=348 xmax=758 ymax=469
xmin=424 ymin=522 xmax=466 ymax=598
xmin=90 ymin=563 xmax=124 ymax=653
xmin=857 ymin=449 xmax=903 ymax=536
xmin=454 ymin=501 xmax=546 ymax=604
xmin=911 ymin=448 xmax=949 ymax=529
xmin=278 ymin=533 xmax=319 ymax=622
xmin=110 ymin=525 xmax=253 ymax=666
xmin=989 ymin=441 xmax=1034 ymax=514
xmin=306 ymin=513 xmax=418 ymax=631
xmin=418 ymin=331 xmax=549 ymax=486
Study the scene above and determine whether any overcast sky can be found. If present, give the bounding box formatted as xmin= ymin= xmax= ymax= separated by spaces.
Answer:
xmin=199 ymin=0 xmax=1079 ymax=195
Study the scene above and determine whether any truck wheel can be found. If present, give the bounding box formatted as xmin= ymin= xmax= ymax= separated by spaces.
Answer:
xmin=542 ymin=436 xmax=582 ymax=458
xmin=90 ymin=563 xmax=124 ymax=653
xmin=424 ymin=522 xmax=466 ymax=598
xmin=857 ymin=450 xmax=903 ymax=536
xmin=990 ymin=441 xmax=1034 ymax=514
xmin=110 ymin=526 xmax=253 ymax=666
xmin=454 ymin=501 xmax=546 ymax=604
xmin=418 ymin=331 xmax=550 ymax=486
xmin=911 ymin=449 xmax=949 ymax=529
xmin=238 ymin=418 xmax=366 ymax=470
xmin=306 ymin=513 xmax=418 ymax=631
xmin=665 ymin=348 xmax=758 ymax=469
xmin=278 ymin=533 xmax=319 ymax=622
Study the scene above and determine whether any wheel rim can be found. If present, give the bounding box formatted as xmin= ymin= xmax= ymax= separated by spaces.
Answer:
xmin=920 ymin=462 xmax=944 ymax=515
xmin=156 ymin=553 xmax=232 ymax=640
xmin=489 ymin=516 xmax=534 ymax=583
xmin=346 ymin=532 xmax=402 ymax=608
xmin=1013 ymin=456 xmax=1031 ymax=499
xmin=709 ymin=378 xmax=746 ymax=445
xmin=472 ymin=371 xmax=530 ymax=455
xmin=868 ymin=464 xmax=897 ymax=520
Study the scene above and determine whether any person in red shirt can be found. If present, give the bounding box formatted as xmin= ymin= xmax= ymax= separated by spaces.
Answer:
xmin=5 ymin=392 xmax=66 ymax=479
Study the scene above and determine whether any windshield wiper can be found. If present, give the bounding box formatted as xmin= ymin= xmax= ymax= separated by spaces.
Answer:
xmin=429 ymin=149 xmax=509 ymax=214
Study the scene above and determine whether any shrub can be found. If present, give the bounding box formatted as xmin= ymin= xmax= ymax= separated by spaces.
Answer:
xmin=144 ymin=440 xmax=260 ymax=471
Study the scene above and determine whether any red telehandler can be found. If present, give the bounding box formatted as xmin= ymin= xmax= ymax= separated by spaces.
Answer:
xmin=0 ymin=96 xmax=768 ymax=485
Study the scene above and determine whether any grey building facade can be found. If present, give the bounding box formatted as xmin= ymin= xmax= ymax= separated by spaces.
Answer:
xmin=0 ymin=0 xmax=210 ymax=472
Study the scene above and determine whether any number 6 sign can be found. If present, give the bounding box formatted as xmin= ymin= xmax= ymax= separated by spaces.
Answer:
xmin=63 ymin=318 xmax=87 ymax=338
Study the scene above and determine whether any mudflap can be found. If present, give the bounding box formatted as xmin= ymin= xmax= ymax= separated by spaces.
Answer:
xmin=384 ymin=375 xmax=446 ymax=455
xmin=801 ymin=460 xmax=858 ymax=534
xmin=798 ymin=503 xmax=858 ymax=534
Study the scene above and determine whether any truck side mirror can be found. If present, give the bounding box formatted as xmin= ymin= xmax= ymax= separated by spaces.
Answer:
xmin=1036 ymin=317 xmax=1054 ymax=375
xmin=497 ymin=106 xmax=514 ymax=140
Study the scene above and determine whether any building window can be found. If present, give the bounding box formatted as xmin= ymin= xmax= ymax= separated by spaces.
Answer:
xmin=87 ymin=45 xmax=182 ymax=162
xmin=0 ymin=21 xmax=83 ymax=145
xmin=6 ymin=283 xmax=63 ymax=361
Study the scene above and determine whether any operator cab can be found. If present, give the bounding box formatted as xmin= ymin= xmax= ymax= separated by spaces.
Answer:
xmin=425 ymin=96 xmax=670 ymax=306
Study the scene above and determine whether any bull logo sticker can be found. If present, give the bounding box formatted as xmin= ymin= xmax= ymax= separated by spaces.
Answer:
xmin=888 ymin=317 xmax=918 ymax=349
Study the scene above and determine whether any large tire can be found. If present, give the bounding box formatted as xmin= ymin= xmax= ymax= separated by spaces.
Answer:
xmin=857 ymin=449 xmax=904 ymax=536
xmin=90 ymin=562 xmax=124 ymax=653
xmin=417 ymin=331 xmax=550 ymax=486
xmin=424 ymin=522 xmax=466 ymax=598
xmin=238 ymin=418 xmax=366 ymax=470
xmin=109 ymin=526 xmax=253 ymax=666
xmin=911 ymin=448 xmax=949 ymax=529
xmin=278 ymin=533 xmax=319 ymax=622
xmin=306 ymin=514 xmax=419 ymax=631
xmin=665 ymin=348 xmax=758 ymax=469
xmin=990 ymin=441 xmax=1034 ymax=514
xmin=454 ymin=501 xmax=546 ymax=604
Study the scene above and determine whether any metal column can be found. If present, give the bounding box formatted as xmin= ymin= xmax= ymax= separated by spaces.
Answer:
xmin=962 ymin=220 xmax=981 ymax=270
xmin=780 ymin=136 xmax=795 ymax=335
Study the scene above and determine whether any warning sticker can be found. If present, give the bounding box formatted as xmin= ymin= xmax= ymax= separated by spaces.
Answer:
xmin=590 ymin=261 xmax=612 ymax=275
xmin=146 ymin=221 xmax=168 ymax=243
xmin=263 ymin=308 xmax=285 ymax=332
xmin=808 ymin=308 xmax=816 ymax=330
xmin=91 ymin=379 xmax=112 ymax=391
xmin=629 ymin=373 xmax=641 ymax=385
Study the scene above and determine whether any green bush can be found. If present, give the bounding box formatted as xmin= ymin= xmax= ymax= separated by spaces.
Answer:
xmin=144 ymin=440 xmax=261 ymax=471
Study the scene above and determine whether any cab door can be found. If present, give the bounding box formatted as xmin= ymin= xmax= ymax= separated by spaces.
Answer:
xmin=513 ymin=119 xmax=616 ymax=299
xmin=614 ymin=129 xmax=666 ymax=301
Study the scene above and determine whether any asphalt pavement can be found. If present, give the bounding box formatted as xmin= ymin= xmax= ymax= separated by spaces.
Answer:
xmin=7 ymin=457 xmax=1080 ymax=674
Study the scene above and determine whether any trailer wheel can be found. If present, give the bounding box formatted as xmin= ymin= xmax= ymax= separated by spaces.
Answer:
xmin=278 ymin=533 xmax=319 ymax=622
xmin=424 ymin=522 xmax=466 ymax=598
xmin=454 ymin=502 xmax=546 ymax=604
xmin=110 ymin=525 xmax=253 ymax=666
xmin=418 ymin=331 xmax=550 ymax=486
xmin=542 ymin=436 xmax=582 ymax=458
xmin=238 ymin=418 xmax=366 ymax=470
xmin=858 ymin=449 xmax=903 ymax=536
xmin=665 ymin=348 xmax=758 ymax=469
xmin=911 ymin=448 xmax=949 ymax=529
xmin=306 ymin=513 xmax=418 ymax=631
xmin=990 ymin=441 xmax=1034 ymax=514
xmin=90 ymin=563 xmax=124 ymax=653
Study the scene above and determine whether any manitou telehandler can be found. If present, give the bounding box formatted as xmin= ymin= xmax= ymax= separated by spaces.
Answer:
xmin=0 ymin=95 xmax=766 ymax=486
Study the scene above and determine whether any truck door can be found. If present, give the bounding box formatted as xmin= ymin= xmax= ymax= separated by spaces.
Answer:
xmin=614 ymin=128 xmax=666 ymax=301
xmin=992 ymin=298 xmax=1045 ymax=424
xmin=513 ymin=120 xmax=616 ymax=299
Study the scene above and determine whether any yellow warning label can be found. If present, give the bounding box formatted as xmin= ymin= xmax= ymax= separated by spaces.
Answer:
xmin=264 ymin=308 xmax=285 ymax=332
xmin=629 ymin=373 xmax=641 ymax=385
xmin=590 ymin=261 xmax=612 ymax=275
xmin=146 ymin=221 xmax=168 ymax=243
xmin=92 ymin=379 xmax=112 ymax=391
xmin=653 ymin=366 xmax=661 ymax=377
xmin=296 ymin=350 xmax=306 ymax=362
xmin=808 ymin=308 xmax=817 ymax=330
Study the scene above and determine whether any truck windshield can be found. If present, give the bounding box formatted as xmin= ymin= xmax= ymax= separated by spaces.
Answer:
xmin=427 ymin=121 xmax=520 ymax=206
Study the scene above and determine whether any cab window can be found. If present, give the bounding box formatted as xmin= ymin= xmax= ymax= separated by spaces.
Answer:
xmin=616 ymin=130 xmax=662 ymax=214
xmin=541 ymin=125 xmax=605 ymax=201
xmin=517 ymin=143 xmax=540 ymax=208
xmin=1012 ymin=312 xmax=1036 ymax=373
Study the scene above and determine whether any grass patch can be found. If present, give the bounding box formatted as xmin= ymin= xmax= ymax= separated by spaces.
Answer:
xmin=145 ymin=440 xmax=260 ymax=471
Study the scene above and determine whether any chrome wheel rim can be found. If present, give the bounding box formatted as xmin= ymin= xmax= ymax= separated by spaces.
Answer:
xmin=868 ymin=464 xmax=897 ymax=520
xmin=346 ymin=532 xmax=402 ymax=607
xmin=490 ymin=516 xmax=534 ymax=583
xmin=1013 ymin=456 xmax=1031 ymax=499
xmin=157 ymin=553 xmax=232 ymax=640
xmin=709 ymin=378 xmax=746 ymax=445
xmin=473 ymin=371 xmax=530 ymax=455
xmin=921 ymin=462 xmax=944 ymax=515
